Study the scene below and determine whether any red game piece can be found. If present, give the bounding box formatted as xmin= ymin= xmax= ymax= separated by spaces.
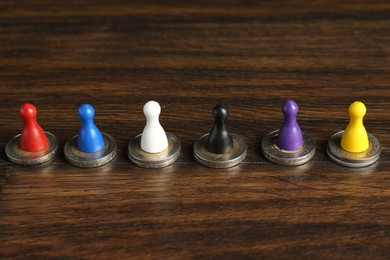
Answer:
xmin=6 ymin=103 xmax=58 ymax=166
xmin=20 ymin=103 xmax=49 ymax=152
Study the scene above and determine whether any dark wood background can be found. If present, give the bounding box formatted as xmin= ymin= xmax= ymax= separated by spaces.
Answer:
xmin=0 ymin=0 xmax=389 ymax=258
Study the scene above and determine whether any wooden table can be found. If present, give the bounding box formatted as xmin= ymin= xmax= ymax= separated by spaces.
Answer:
xmin=1 ymin=1 xmax=389 ymax=258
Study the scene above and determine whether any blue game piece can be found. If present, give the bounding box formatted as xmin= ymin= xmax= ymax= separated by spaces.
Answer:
xmin=276 ymin=100 xmax=303 ymax=151
xmin=64 ymin=104 xmax=117 ymax=168
xmin=77 ymin=104 xmax=105 ymax=153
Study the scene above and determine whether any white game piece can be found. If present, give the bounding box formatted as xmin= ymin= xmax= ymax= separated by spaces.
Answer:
xmin=140 ymin=101 xmax=168 ymax=153
xmin=128 ymin=101 xmax=181 ymax=168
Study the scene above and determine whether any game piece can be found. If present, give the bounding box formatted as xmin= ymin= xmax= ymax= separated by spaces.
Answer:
xmin=64 ymin=104 xmax=117 ymax=168
xmin=20 ymin=103 xmax=49 ymax=152
xmin=327 ymin=101 xmax=381 ymax=167
xmin=140 ymin=100 xmax=169 ymax=153
xmin=276 ymin=100 xmax=303 ymax=151
xmin=193 ymin=105 xmax=247 ymax=168
xmin=5 ymin=103 xmax=58 ymax=165
xmin=208 ymin=105 xmax=234 ymax=153
xmin=340 ymin=101 xmax=369 ymax=153
xmin=128 ymin=101 xmax=181 ymax=168
xmin=78 ymin=104 xmax=105 ymax=153
xmin=261 ymin=100 xmax=315 ymax=166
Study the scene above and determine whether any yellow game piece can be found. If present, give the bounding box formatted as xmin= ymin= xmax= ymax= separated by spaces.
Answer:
xmin=327 ymin=101 xmax=381 ymax=167
xmin=340 ymin=101 xmax=369 ymax=153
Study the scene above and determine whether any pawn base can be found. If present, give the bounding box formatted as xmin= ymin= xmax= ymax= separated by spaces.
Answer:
xmin=327 ymin=131 xmax=381 ymax=167
xmin=128 ymin=132 xmax=181 ymax=168
xmin=64 ymin=132 xmax=117 ymax=168
xmin=193 ymin=133 xmax=247 ymax=168
xmin=261 ymin=130 xmax=315 ymax=166
xmin=5 ymin=131 xmax=58 ymax=166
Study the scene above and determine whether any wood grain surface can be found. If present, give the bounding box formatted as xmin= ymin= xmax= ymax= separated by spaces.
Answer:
xmin=0 ymin=0 xmax=389 ymax=258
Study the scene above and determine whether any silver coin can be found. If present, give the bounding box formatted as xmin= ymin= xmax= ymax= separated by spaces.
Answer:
xmin=261 ymin=130 xmax=315 ymax=166
xmin=64 ymin=132 xmax=117 ymax=168
xmin=193 ymin=133 xmax=247 ymax=168
xmin=128 ymin=132 xmax=181 ymax=168
xmin=5 ymin=131 xmax=58 ymax=166
xmin=327 ymin=130 xmax=381 ymax=168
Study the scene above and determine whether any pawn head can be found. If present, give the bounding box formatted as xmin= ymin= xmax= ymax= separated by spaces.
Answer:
xmin=282 ymin=100 xmax=298 ymax=118
xmin=349 ymin=101 xmax=366 ymax=119
xmin=20 ymin=103 xmax=37 ymax=121
xmin=143 ymin=100 xmax=161 ymax=119
xmin=78 ymin=104 xmax=95 ymax=121
xmin=213 ymin=104 xmax=228 ymax=123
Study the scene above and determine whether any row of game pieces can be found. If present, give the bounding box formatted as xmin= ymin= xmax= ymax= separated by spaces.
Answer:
xmin=5 ymin=100 xmax=381 ymax=169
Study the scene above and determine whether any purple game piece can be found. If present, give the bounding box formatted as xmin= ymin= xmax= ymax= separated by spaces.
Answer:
xmin=276 ymin=100 xmax=303 ymax=151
